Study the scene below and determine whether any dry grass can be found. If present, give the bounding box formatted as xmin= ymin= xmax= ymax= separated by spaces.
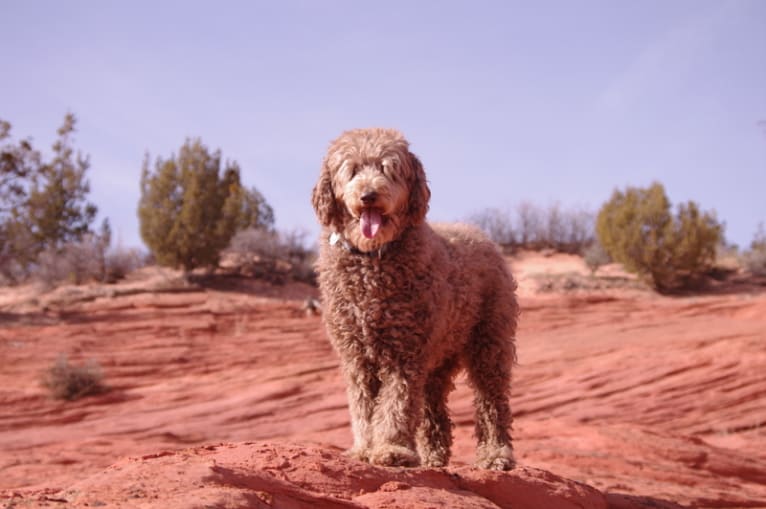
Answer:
xmin=742 ymin=248 xmax=766 ymax=277
xmin=582 ymin=242 xmax=611 ymax=274
xmin=532 ymin=272 xmax=646 ymax=293
xmin=41 ymin=355 xmax=108 ymax=401
xmin=224 ymin=228 xmax=316 ymax=285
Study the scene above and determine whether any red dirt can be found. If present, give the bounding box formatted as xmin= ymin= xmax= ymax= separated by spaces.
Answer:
xmin=1 ymin=255 xmax=765 ymax=508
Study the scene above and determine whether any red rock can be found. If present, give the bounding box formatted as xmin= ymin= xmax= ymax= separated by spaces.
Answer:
xmin=1 ymin=255 xmax=765 ymax=508
xmin=31 ymin=442 xmax=608 ymax=509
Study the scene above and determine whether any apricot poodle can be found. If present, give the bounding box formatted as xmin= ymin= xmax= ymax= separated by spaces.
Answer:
xmin=312 ymin=128 xmax=519 ymax=470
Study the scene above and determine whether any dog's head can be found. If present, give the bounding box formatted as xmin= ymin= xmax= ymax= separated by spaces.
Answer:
xmin=312 ymin=128 xmax=430 ymax=253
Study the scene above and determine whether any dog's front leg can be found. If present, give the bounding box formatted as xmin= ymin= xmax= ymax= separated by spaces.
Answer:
xmin=343 ymin=363 xmax=380 ymax=462
xmin=368 ymin=367 xmax=424 ymax=467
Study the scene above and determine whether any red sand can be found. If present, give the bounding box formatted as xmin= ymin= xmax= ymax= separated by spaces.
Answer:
xmin=1 ymin=255 xmax=765 ymax=508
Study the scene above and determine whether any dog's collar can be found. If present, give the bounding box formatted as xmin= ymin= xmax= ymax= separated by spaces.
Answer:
xmin=330 ymin=231 xmax=387 ymax=259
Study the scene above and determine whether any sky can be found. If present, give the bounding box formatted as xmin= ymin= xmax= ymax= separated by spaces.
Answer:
xmin=1 ymin=0 xmax=765 ymax=249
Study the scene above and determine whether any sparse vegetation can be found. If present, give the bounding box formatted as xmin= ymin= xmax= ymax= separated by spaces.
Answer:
xmin=225 ymin=228 xmax=316 ymax=284
xmin=103 ymin=245 xmax=148 ymax=283
xmin=35 ymin=228 xmax=109 ymax=287
xmin=743 ymin=249 xmax=766 ymax=277
xmin=42 ymin=355 xmax=108 ymax=401
xmin=741 ymin=222 xmax=766 ymax=276
xmin=533 ymin=271 xmax=643 ymax=293
xmin=596 ymin=182 xmax=723 ymax=292
xmin=3 ymin=116 xmax=759 ymax=295
xmin=583 ymin=241 xmax=611 ymax=275
xmin=468 ymin=203 xmax=594 ymax=254
xmin=29 ymin=220 xmax=146 ymax=286
xmin=469 ymin=208 xmax=517 ymax=246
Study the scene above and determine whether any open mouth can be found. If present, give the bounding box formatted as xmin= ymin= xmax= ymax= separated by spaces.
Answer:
xmin=360 ymin=208 xmax=385 ymax=239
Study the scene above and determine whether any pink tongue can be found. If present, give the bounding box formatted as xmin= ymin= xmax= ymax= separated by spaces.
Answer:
xmin=361 ymin=209 xmax=382 ymax=239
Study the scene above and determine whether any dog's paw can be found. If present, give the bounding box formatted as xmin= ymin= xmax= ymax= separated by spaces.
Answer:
xmin=369 ymin=444 xmax=420 ymax=468
xmin=476 ymin=444 xmax=515 ymax=471
xmin=344 ymin=447 xmax=370 ymax=463
xmin=421 ymin=456 xmax=448 ymax=468
xmin=418 ymin=445 xmax=450 ymax=468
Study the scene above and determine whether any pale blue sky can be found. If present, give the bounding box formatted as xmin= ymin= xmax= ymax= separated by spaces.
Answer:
xmin=2 ymin=1 xmax=764 ymax=249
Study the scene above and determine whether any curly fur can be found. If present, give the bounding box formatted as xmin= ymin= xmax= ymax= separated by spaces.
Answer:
xmin=312 ymin=128 xmax=519 ymax=470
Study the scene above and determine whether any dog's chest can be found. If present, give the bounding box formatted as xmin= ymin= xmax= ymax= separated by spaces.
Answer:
xmin=322 ymin=255 xmax=438 ymax=349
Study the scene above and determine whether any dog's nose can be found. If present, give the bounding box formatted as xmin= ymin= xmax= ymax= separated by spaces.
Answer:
xmin=361 ymin=191 xmax=378 ymax=204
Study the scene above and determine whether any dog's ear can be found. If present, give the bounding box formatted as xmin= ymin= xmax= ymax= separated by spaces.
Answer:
xmin=311 ymin=164 xmax=341 ymax=228
xmin=407 ymin=152 xmax=431 ymax=225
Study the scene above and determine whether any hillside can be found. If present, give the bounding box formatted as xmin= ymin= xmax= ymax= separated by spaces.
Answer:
xmin=1 ymin=253 xmax=765 ymax=508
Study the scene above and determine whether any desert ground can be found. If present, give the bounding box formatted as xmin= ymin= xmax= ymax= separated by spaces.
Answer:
xmin=1 ymin=252 xmax=765 ymax=508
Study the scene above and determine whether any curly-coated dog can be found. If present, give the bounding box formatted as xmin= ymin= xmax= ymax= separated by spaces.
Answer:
xmin=312 ymin=128 xmax=518 ymax=470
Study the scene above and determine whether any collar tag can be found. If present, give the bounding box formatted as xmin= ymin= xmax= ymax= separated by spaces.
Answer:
xmin=329 ymin=230 xmax=386 ymax=258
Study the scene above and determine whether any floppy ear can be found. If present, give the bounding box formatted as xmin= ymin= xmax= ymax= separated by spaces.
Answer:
xmin=311 ymin=164 xmax=341 ymax=228
xmin=407 ymin=152 xmax=431 ymax=225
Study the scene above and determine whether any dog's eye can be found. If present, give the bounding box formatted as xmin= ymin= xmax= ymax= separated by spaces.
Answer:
xmin=382 ymin=165 xmax=397 ymax=181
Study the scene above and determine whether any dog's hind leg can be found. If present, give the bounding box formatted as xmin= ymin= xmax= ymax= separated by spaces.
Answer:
xmin=465 ymin=327 xmax=516 ymax=470
xmin=417 ymin=356 xmax=459 ymax=467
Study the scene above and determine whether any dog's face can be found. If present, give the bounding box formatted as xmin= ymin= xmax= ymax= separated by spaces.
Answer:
xmin=312 ymin=128 xmax=431 ymax=252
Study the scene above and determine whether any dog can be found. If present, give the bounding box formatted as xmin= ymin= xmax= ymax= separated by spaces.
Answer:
xmin=311 ymin=128 xmax=518 ymax=470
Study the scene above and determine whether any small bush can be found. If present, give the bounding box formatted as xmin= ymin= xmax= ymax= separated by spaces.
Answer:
xmin=28 ymin=230 xmax=144 ymax=286
xmin=34 ymin=248 xmax=69 ymax=286
xmin=226 ymin=228 xmax=317 ymax=284
xmin=229 ymin=228 xmax=284 ymax=259
xmin=596 ymin=182 xmax=723 ymax=292
xmin=104 ymin=246 xmax=146 ymax=282
xmin=0 ymin=223 xmax=36 ymax=284
xmin=583 ymin=242 xmax=611 ymax=274
xmin=742 ymin=223 xmax=766 ymax=276
xmin=42 ymin=355 xmax=108 ymax=401
xmin=742 ymin=248 xmax=766 ymax=276
xmin=34 ymin=233 xmax=109 ymax=286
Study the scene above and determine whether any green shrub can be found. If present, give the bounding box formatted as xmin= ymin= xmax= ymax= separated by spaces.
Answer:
xmin=1 ymin=114 xmax=100 ymax=283
xmin=596 ymin=182 xmax=723 ymax=292
xmin=42 ymin=355 xmax=108 ymax=401
xmin=138 ymin=139 xmax=273 ymax=272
